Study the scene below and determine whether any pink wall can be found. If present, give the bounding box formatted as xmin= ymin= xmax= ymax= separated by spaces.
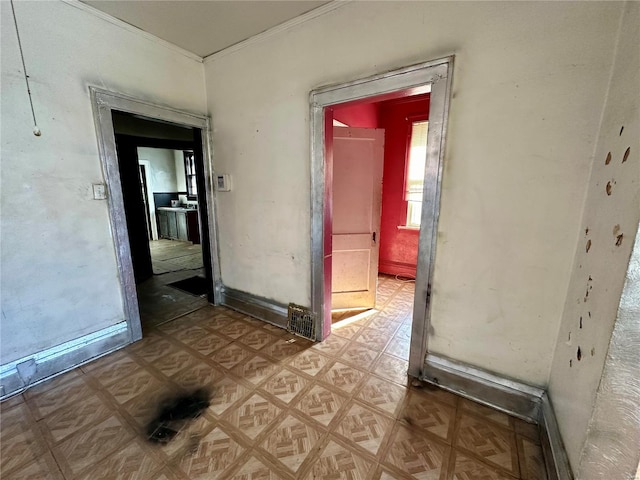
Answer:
xmin=333 ymin=102 xmax=379 ymax=128
xmin=378 ymin=94 xmax=430 ymax=278
xmin=329 ymin=93 xmax=430 ymax=279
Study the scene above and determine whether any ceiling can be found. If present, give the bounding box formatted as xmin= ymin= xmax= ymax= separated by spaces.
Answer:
xmin=81 ymin=1 xmax=329 ymax=58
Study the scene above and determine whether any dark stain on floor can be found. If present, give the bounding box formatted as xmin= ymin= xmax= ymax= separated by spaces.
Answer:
xmin=146 ymin=388 xmax=211 ymax=444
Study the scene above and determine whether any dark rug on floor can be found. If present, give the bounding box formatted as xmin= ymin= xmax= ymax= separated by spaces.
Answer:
xmin=167 ymin=276 xmax=208 ymax=297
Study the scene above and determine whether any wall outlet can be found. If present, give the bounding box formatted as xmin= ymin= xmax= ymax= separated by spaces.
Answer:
xmin=93 ymin=183 xmax=107 ymax=200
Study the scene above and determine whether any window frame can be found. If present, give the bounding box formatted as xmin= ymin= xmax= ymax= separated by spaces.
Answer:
xmin=402 ymin=114 xmax=429 ymax=229
xmin=183 ymin=150 xmax=197 ymax=200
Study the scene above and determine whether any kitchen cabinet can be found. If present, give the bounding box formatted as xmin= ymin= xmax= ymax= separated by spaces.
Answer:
xmin=157 ymin=207 xmax=200 ymax=244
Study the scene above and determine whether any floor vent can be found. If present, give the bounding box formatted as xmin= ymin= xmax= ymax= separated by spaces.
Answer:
xmin=287 ymin=303 xmax=316 ymax=341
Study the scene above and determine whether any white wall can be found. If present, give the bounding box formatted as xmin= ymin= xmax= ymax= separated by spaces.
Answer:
xmin=204 ymin=1 xmax=622 ymax=385
xmin=0 ymin=1 xmax=206 ymax=364
xmin=174 ymin=150 xmax=188 ymax=191
xmin=138 ymin=147 xmax=179 ymax=193
xmin=138 ymin=147 xmax=181 ymax=240
xmin=548 ymin=1 xmax=640 ymax=472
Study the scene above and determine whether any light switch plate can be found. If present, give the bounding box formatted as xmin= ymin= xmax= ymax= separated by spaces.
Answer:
xmin=216 ymin=174 xmax=231 ymax=192
xmin=93 ymin=183 xmax=107 ymax=200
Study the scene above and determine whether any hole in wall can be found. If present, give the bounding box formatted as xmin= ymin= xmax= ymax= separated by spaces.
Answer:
xmin=591 ymin=347 xmax=595 ymax=356
xmin=569 ymin=359 xmax=573 ymax=368
xmin=606 ymin=181 xmax=613 ymax=195
xmin=619 ymin=126 xmax=624 ymax=136
xmin=584 ymin=276 xmax=593 ymax=303
xmin=577 ymin=347 xmax=582 ymax=361
xmin=616 ymin=234 xmax=623 ymax=246
xmin=622 ymin=147 xmax=630 ymax=163
xmin=585 ymin=227 xmax=589 ymax=235
xmin=579 ymin=317 xmax=583 ymax=329
xmin=568 ymin=331 xmax=571 ymax=341
xmin=586 ymin=239 xmax=592 ymax=253
xmin=605 ymin=152 xmax=612 ymax=165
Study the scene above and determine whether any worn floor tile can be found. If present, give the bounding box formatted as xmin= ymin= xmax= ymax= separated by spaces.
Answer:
xmin=0 ymin=274 xmax=548 ymax=480
xmin=455 ymin=413 xmax=519 ymax=475
xmin=260 ymin=414 xmax=323 ymax=474
xmin=384 ymin=424 xmax=450 ymax=480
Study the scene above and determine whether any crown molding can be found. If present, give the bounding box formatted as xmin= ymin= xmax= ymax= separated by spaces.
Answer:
xmin=204 ymin=1 xmax=350 ymax=64
xmin=60 ymin=0 xmax=204 ymax=63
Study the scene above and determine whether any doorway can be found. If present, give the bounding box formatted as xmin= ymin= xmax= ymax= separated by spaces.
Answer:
xmin=310 ymin=57 xmax=453 ymax=378
xmin=111 ymin=119 xmax=213 ymax=329
xmin=328 ymin=93 xmax=431 ymax=369
xmin=91 ymin=88 xmax=222 ymax=342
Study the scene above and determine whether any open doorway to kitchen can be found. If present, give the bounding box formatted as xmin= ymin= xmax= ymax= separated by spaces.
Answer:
xmin=91 ymin=89 xmax=221 ymax=341
xmin=111 ymin=115 xmax=211 ymax=330
xmin=310 ymin=57 xmax=453 ymax=378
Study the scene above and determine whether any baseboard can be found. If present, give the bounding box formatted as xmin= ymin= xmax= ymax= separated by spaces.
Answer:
xmin=378 ymin=260 xmax=416 ymax=279
xmin=220 ymin=286 xmax=288 ymax=329
xmin=421 ymin=353 xmax=544 ymax=423
xmin=421 ymin=353 xmax=573 ymax=479
xmin=0 ymin=322 xmax=131 ymax=400
xmin=540 ymin=393 xmax=574 ymax=480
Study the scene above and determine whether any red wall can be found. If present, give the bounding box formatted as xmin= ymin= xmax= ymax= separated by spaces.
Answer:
xmin=378 ymin=94 xmax=430 ymax=278
xmin=333 ymin=102 xmax=379 ymax=128
xmin=330 ymin=93 xmax=430 ymax=279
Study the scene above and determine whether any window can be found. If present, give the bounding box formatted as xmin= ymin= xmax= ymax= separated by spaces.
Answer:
xmin=184 ymin=151 xmax=197 ymax=199
xmin=405 ymin=120 xmax=428 ymax=227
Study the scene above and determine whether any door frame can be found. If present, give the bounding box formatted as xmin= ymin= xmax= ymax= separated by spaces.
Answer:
xmin=137 ymin=160 xmax=157 ymax=240
xmin=310 ymin=57 xmax=453 ymax=377
xmin=90 ymin=87 xmax=222 ymax=342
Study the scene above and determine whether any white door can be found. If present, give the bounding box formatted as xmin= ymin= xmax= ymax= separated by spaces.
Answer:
xmin=331 ymin=127 xmax=385 ymax=310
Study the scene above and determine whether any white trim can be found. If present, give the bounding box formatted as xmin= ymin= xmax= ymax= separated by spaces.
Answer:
xmin=422 ymin=353 xmax=544 ymax=422
xmin=90 ymin=87 xmax=223 ymax=341
xmin=137 ymin=159 xmax=158 ymax=241
xmin=221 ymin=287 xmax=289 ymax=330
xmin=309 ymin=57 xmax=453 ymax=374
xmin=0 ymin=322 xmax=127 ymax=377
xmin=541 ymin=393 xmax=574 ymax=480
xmin=203 ymin=1 xmax=350 ymax=63
xmin=60 ymin=0 xmax=203 ymax=63
xmin=425 ymin=353 xmax=545 ymax=398
xmin=0 ymin=322 xmax=130 ymax=399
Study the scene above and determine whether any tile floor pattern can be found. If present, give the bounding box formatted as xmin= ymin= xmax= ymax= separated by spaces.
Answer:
xmin=0 ymin=276 xmax=548 ymax=479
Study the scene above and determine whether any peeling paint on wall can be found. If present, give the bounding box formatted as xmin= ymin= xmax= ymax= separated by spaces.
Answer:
xmin=548 ymin=1 xmax=640 ymax=473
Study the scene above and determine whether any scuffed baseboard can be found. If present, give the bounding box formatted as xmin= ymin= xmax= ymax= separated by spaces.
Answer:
xmin=0 ymin=322 xmax=131 ymax=400
xmin=220 ymin=286 xmax=288 ymax=329
xmin=420 ymin=353 xmax=573 ymax=479
xmin=378 ymin=260 xmax=417 ymax=279
xmin=421 ymin=353 xmax=544 ymax=422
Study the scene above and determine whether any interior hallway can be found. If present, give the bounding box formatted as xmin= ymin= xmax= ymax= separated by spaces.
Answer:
xmin=0 ymin=277 xmax=547 ymax=479
xmin=137 ymin=240 xmax=207 ymax=330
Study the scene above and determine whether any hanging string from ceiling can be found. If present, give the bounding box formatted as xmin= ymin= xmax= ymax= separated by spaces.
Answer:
xmin=10 ymin=0 xmax=41 ymax=136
